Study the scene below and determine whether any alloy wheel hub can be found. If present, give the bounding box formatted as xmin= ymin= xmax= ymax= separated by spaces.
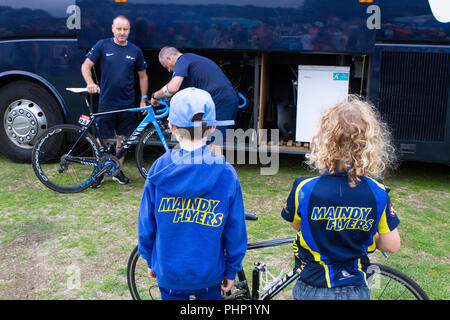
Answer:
xmin=4 ymin=99 xmax=48 ymax=148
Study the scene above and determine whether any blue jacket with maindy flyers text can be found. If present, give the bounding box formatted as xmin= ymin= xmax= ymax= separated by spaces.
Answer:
xmin=138 ymin=145 xmax=247 ymax=290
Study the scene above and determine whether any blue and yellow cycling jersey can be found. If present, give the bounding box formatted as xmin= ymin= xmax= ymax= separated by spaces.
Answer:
xmin=281 ymin=172 xmax=400 ymax=288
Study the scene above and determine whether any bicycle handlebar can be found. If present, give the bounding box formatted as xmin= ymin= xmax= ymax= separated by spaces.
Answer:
xmin=157 ymin=99 xmax=169 ymax=108
xmin=245 ymin=211 xmax=258 ymax=221
xmin=238 ymin=92 xmax=247 ymax=109
xmin=153 ymin=99 xmax=169 ymax=119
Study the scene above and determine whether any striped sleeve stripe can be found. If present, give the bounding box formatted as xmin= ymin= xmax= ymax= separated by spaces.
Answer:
xmin=293 ymin=176 xmax=334 ymax=287
xmin=293 ymin=177 xmax=317 ymax=224
xmin=365 ymin=176 xmax=386 ymax=191
xmin=298 ymin=230 xmax=333 ymax=288
xmin=354 ymin=258 xmax=368 ymax=286
xmin=378 ymin=209 xmax=392 ymax=234
xmin=365 ymin=177 xmax=391 ymax=234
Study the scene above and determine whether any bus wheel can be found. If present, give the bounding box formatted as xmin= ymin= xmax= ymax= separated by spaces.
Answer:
xmin=0 ymin=80 xmax=64 ymax=163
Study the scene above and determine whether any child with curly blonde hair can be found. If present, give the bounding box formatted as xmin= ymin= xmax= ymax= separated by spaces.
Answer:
xmin=282 ymin=95 xmax=401 ymax=300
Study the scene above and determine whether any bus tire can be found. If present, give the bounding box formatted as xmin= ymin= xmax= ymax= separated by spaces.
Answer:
xmin=0 ymin=80 xmax=64 ymax=163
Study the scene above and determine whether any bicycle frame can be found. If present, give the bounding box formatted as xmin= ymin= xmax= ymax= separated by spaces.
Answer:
xmin=64 ymin=94 xmax=169 ymax=174
xmin=94 ymin=103 xmax=170 ymax=160
xmin=231 ymin=237 xmax=299 ymax=300
xmin=238 ymin=239 xmax=398 ymax=300
xmin=259 ymin=270 xmax=299 ymax=300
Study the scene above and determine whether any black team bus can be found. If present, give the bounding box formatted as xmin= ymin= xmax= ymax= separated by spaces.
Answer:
xmin=0 ymin=0 xmax=449 ymax=164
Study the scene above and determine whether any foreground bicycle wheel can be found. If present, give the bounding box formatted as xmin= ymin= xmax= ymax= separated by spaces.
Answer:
xmin=32 ymin=124 xmax=100 ymax=193
xmin=127 ymin=246 xmax=242 ymax=300
xmin=127 ymin=246 xmax=162 ymax=300
xmin=135 ymin=127 xmax=168 ymax=179
xmin=367 ymin=263 xmax=429 ymax=300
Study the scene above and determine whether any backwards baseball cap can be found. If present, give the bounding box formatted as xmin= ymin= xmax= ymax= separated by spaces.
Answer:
xmin=168 ymin=87 xmax=235 ymax=128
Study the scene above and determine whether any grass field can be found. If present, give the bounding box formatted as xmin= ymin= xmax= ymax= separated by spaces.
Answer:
xmin=0 ymin=151 xmax=448 ymax=300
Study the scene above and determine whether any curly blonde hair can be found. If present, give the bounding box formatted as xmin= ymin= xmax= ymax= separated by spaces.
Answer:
xmin=306 ymin=95 xmax=396 ymax=187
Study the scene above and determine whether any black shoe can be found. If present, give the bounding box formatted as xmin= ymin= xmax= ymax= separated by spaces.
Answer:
xmin=91 ymin=174 xmax=104 ymax=188
xmin=113 ymin=170 xmax=130 ymax=185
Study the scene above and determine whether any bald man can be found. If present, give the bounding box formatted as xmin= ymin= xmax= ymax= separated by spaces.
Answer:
xmin=81 ymin=15 xmax=148 ymax=186
xmin=151 ymin=47 xmax=239 ymax=155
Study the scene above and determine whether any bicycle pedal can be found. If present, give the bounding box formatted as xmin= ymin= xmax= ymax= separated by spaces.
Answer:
xmin=234 ymin=279 xmax=248 ymax=289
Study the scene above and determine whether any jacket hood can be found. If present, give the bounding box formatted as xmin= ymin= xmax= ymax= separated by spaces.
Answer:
xmin=149 ymin=145 xmax=226 ymax=198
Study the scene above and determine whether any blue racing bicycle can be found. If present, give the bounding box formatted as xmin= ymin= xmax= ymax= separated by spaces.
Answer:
xmin=32 ymin=89 xmax=247 ymax=193
xmin=31 ymin=88 xmax=172 ymax=193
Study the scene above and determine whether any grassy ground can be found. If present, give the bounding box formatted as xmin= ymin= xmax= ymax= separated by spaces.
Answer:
xmin=0 ymin=152 xmax=448 ymax=300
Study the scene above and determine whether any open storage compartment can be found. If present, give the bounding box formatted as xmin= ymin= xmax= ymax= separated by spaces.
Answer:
xmin=255 ymin=51 xmax=369 ymax=155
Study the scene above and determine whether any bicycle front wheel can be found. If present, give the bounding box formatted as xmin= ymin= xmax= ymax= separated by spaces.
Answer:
xmin=127 ymin=245 xmax=162 ymax=300
xmin=368 ymin=263 xmax=429 ymax=300
xmin=32 ymin=124 xmax=100 ymax=193
xmin=135 ymin=128 xmax=167 ymax=179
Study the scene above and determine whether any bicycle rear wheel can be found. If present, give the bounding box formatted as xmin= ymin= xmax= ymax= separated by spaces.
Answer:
xmin=127 ymin=245 xmax=162 ymax=300
xmin=32 ymin=124 xmax=100 ymax=193
xmin=135 ymin=127 xmax=168 ymax=179
xmin=368 ymin=263 xmax=429 ymax=300
xmin=127 ymin=245 xmax=249 ymax=300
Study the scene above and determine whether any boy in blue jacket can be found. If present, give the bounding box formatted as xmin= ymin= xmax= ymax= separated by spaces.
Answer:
xmin=138 ymin=87 xmax=247 ymax=300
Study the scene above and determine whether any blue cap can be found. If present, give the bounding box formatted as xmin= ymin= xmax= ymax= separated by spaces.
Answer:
xmin=168 ymin=87 xmax=235 ymax=128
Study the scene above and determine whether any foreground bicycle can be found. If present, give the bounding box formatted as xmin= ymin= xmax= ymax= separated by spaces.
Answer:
xmin=32 ymin=88 xmax=173 ymax=193
xmin=127 ymin=211 xmax=429 ymax=300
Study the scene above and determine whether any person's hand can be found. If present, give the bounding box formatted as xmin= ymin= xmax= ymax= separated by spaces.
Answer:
xmin=86 ymin=83 xmax=100 ymax=94
xmin=150 ymin=96 xmax=160 ymax=107
xmin=148 ymin=268 xmax=157 ymax=280
xmin=221 ymin=277 xmax=234 ymax=293
xmin=140 ymin=99 xmax=147 ymax=115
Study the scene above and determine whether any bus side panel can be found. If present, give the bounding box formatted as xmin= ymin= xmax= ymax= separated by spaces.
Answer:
xmin=370 ymin=44 xmax=450 ymax=164
xmin=76 ymin=0 xmax=375 ymax=54
xmin=0 ymin=0 xmax=76 ymax=39
xmin=0 ymin=40 xmax=87 ymax=125
xmin=377 ymin=0 xmax=450 ymax=44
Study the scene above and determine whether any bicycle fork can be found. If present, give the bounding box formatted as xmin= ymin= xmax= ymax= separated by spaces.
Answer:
xmin=252 ymin=262 xmax=300 ymax=300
